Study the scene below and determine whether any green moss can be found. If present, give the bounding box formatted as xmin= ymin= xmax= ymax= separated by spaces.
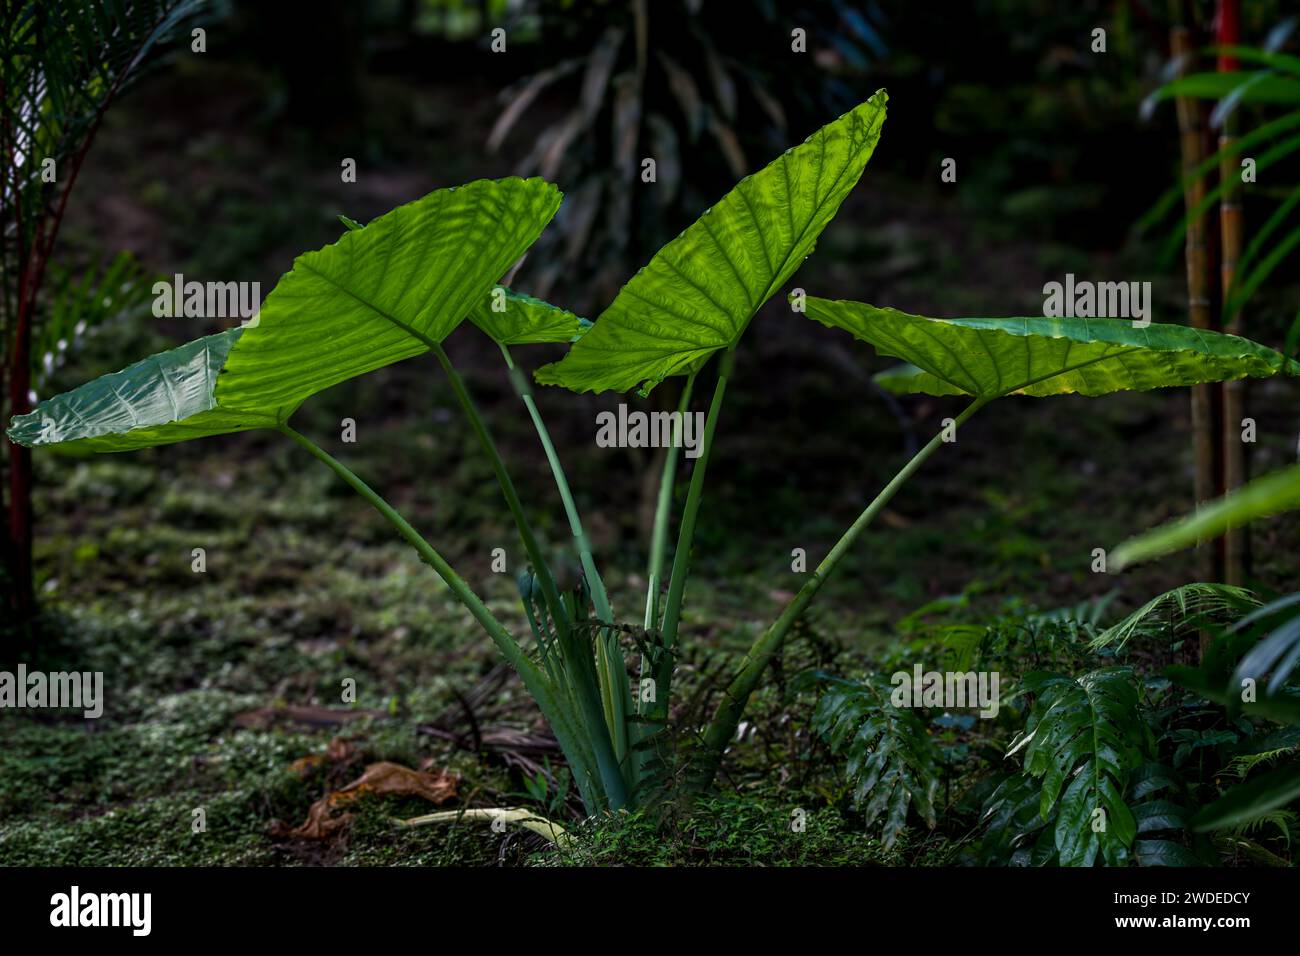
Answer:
xmin=531 ymin=795 xmax=916 ymax=867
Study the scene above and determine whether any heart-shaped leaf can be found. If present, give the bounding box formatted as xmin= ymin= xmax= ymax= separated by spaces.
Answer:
xmin=535 ymin=91 xmax=888 ymax=394
xmin=804 ymin=299 xmax=1300 ymax=398
xmin=9 ymin=179 xmax=563 ymax=453
xmin=7 ymin=328 xmax=268 ymax=452
xmin=469 ymin=287 xmax=589 ymax=345
xmin=217 ymin=177 xmax=562 ymax=416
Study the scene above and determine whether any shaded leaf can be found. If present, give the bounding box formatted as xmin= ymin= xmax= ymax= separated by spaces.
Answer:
xmin=657 ymin=50 xmax=705 ymax=139
xmin=809 ymin=672 xmax=941 ymax=849
xmin=645 ymin=112 xmax=682 ymax=206
xmin=1135 ymin=839 xmax=1203 ymax=866
xmin=803 ymin=299 xmax=1300 ymax=399
xmin=469 ymin=288 xmax=590 ymax=346
xmin=1015 ymin=668 xmax=1145 ymax=866
xmin=979 ymin=772 xmax=1053 ymax=865
xmin=487 ymin=58 xmax=583 ymax=153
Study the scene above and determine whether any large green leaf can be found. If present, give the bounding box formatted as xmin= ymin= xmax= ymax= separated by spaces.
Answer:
xmin=535 ymin=91 xmax=888 ymax=394
xmin=804 ymin=299 xmax=1300 ymax=398
xmin=9 ymin=179 xmax=563 ymax=453
xmin=217 ymin=177 xmax=562 ymax=415
xmin=1112 ymin=463 xmax=1300 ymax=569
xmin=6 ymin=328 xmax=269 ymax=453
xmin=469 ymin=287 xmax=590 ymax=345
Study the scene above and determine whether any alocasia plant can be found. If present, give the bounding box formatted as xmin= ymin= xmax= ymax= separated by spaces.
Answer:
xmin=10 ymin=94 xmax=1300 ymax=820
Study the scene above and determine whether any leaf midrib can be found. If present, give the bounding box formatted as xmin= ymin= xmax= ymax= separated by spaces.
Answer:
xmin=296 ymin=261 xmax=444 ymax=351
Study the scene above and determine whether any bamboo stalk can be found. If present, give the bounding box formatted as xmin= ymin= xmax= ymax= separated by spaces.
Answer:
xmin=1218 ymin=0 xmax=1247 ymax=586
xmin=1171 ymin=5 xmax=1226 ymax=614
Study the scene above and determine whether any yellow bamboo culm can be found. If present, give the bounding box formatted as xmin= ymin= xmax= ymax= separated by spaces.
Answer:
xmin=1171 ymin=18 xmax=1225 ymax=607
xmin=1219 ymin=11 xmax=1247 ymax=588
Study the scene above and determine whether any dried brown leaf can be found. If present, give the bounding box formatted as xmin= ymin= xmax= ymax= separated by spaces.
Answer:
xmin=272 ymin=762 xmax=458 ymax=841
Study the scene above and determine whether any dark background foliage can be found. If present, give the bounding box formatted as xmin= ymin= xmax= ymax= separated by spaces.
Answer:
xmin=1 ymin=0 xmax=1297 ymax=866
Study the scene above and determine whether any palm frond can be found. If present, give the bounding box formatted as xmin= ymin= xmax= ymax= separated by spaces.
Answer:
xmin=33 ymin=250 xmax=153 ymax=388
xmin=1 ymin=0 xmax=206 ymax=244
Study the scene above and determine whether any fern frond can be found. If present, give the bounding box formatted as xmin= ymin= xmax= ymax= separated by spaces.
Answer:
xmin=810 ymin=673 xmax=941 ymax=849
xmin=1228 ymin=809 xmax=1296 ymax=848
xmin=1226 ymin=746 xmax=1300 ymax=779
xmin=1091 ymin=584 xmax=1259 ymax=653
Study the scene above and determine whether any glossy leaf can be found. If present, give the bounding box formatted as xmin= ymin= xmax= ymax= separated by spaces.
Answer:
xmin=6 ymin=328 xmax=271 ymax=452
xmin=535 ymin=91 xmax=888 ymax=394
xmin=217 ymin=177 xmax=562 ymax=417
xmin=1011 ymin=668 xmax=1144 ymax=866
xmin=1135 ymin=839 xmax=1203 ymax=866
xmin=978 ymin=772 xmax=1051 ymax=865
xmin=469 ymin=287 xmax=590 ymax=345
xmin=804 ymin=299 xmax=1300 ymax=398
xmin=1113 ymin=463 xmax=1300 ymax=569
